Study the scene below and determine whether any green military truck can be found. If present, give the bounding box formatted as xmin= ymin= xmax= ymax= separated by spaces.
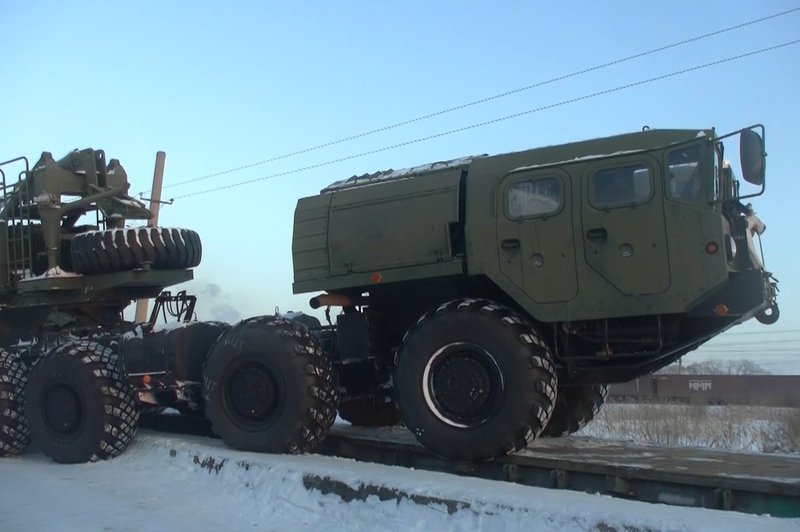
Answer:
xmin=293 ymin=125 xmax=778 ymax=460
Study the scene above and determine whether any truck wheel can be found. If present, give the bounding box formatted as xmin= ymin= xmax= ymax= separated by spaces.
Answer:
xmin=202 ymin=316 xmax=338 ymax=454
xmin=70 ymin=227 xmax=202 ymax=274
xmin=338 ymin=397 xmax=402 ymax=427
xmin=542 ymin=384 xmax=608 ymax=437
xmin=393 ymin=299 xmax=557 ymax=461
xmin=0 ymin=350 xmax=31 ymax=457
xmin=25 ymin=341 xmax=139 ymax=463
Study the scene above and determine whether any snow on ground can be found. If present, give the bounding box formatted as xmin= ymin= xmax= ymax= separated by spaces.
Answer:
xmin=1 ymin=431 xmax=797 ymax=532
xmin=578 ymin=404 xmax=800 ymax=454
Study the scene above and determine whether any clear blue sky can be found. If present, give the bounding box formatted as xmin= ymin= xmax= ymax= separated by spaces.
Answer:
xmin=2 ymin=1 xmax=799 ymax=369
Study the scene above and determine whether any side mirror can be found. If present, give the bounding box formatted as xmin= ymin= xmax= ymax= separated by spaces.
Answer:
xmin=740 ymin=129 xmax=765 ymax=186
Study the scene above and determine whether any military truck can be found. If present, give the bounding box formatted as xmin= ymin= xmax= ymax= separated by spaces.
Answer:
xmin=0 ymin=125 xmax=778 ymax=465
xmin=293 ymin=125 xmax=779 ymax=461
xmin=0 ymin=149 xmax=337 ymax=463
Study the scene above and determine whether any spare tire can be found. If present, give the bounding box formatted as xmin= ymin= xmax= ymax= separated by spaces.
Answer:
xmin=70 ymin=227 xmax=202 ymax=274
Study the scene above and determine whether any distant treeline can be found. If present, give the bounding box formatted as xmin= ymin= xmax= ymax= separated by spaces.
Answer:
xmin=656 ymin=359 xmax=770 ymax=375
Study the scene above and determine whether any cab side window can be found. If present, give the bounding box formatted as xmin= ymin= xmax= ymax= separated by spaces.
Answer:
xmin=507 ymin=177 xmax=562 ymax=218
xmin=591 ymin=164 xmax=651 ymax=208
xmin=667 ymin=144 xmax=705 ymax=201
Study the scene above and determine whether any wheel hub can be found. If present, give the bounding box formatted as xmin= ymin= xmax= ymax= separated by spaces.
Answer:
xmin=43 ymin=384 xmax=83 ymax=436
xmin=227 ymin=363 xmax=278 ymax=423
xmin=433 ymin=356 xmax=492 ymax=414
xmin=423 ymin=343 xmax=504 ymax=428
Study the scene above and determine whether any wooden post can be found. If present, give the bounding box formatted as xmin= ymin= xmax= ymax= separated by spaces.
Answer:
xmin=134 ymin=151 xmax=166 ymax=323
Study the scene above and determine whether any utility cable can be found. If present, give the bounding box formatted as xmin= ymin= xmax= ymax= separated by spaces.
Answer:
xmin=162 ymin=7 xmax=800 ymax=191
xmin=705 ymin=338 xmax=800 ymax=346
xmin=174 ymin=39 xmax=800 ymax=199
xmin=718 ymin=328 xmax=800 ymax=336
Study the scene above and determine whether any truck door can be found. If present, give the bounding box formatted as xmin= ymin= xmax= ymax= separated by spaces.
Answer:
xmin=496 ymin=169 xmax=578 ymax=303
xmin=580 ymin=155 xmax=670 ymax=295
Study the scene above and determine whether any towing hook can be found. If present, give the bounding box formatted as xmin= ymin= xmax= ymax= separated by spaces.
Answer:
xmin=755 ymin=301 xmax=779 ymax=325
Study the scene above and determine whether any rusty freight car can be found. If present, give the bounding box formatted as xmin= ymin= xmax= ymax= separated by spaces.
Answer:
xmin=609 ymin=375 xmax=800 ymax=407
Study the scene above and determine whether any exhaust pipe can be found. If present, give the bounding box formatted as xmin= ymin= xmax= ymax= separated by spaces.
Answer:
xmin=309 ymin=293 xmax=366 ymax=309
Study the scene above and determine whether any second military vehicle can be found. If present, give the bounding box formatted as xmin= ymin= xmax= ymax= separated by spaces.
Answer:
xmin=0 ymin=149 xmax=336 ymax=463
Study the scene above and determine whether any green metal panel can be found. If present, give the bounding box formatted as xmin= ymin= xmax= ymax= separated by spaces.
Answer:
xmin=293 ymin=166 xmax=463 ymax=293
xmin=12 ymin=269 xmax=193 ymax=307
xmin=292 ymin=194 xmax=333 ymax=288
xmin=294 ymin=261 xmax=465 ymax=294
xmin=328 ymin=168 xmax=462 ymax=275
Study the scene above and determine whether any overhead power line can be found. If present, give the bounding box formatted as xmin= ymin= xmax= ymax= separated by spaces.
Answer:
xmin=700 ymin=348 xmax=798 ymax=353
xmin=174 ymin=39 xmax=800 ymax=200
xmin=706 ymin=339 xmax=800 ymax=347
xmin=162 ymin=7 xmax=800 ymax=191
xmin=720 ymin=328 xmax=800 ymax=336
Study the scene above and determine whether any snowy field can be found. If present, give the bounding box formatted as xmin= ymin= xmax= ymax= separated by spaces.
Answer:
xmin=1 ymin=430 xmax=798 ymax=532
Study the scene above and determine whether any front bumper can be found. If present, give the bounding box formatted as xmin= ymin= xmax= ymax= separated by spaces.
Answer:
xmin=688 ymin=270 xmax=777 ymax=322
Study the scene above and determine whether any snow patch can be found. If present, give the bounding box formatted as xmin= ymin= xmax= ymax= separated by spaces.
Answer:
xmin=2 ymin=432 xmax=795 ymax=531
xmin=25 ymin=266 xmax=82 ymax=279
xmin=322 ymin=155 xmax=480 ymax=192
xmin=508 ymin=149 xmax=645 ymax=174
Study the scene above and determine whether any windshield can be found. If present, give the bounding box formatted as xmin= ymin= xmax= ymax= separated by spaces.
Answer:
xmin=667 ymin=144 xmax=705 ymax=202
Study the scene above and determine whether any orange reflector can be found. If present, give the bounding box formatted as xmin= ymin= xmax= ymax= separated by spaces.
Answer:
xmin=372 ymin=272 xmax=383 ymax=284
xmin=713 ymin=304 xmax=729 ymax=316
xmin=142 ymin=375 xmax=152 ymax=385
xmin=706 ymin=242 xmax=719 ymax=254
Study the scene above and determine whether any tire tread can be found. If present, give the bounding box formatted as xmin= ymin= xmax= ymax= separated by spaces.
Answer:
xmin=395 ymin=298 xmax=557 ymax=461
xmin=26 ymin=341 xmax=139 ymax=463
xmin=0 ymin=350 xmax=31 ymax=456
xmin=203 ymin=317 xmax=338 ymax=454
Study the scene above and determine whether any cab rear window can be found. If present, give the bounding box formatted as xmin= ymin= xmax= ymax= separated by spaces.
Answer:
xmin=507 ymin=177 xmax=562 ymax=218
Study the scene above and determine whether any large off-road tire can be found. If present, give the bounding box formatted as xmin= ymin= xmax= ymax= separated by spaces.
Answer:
xmin=338 ymin=397 xmax=402 ymax=427
xmin=202 ymin=316 xmax=338 ymax=454
xmin=25 ymin=341 xmax=139 ymax=463
xmin=393 ymin=299 xmax=557 ymax=461
xmin=70 ymin=227 xmax=202 ymax=275
xmin=0 ymin=350 xmax=31 ymax=456
xmin=542 ymin=384 xmax=608 ymax=437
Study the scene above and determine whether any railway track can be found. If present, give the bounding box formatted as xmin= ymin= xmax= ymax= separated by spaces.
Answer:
xmin=140 ymin=415 xmax=800 ymax=518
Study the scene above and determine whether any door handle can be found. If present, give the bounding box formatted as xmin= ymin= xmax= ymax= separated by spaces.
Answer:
xmin=501 ymin=238 xmax=520 ymax=250
xmin=586 ymin=228 xmax=607 ymax=241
